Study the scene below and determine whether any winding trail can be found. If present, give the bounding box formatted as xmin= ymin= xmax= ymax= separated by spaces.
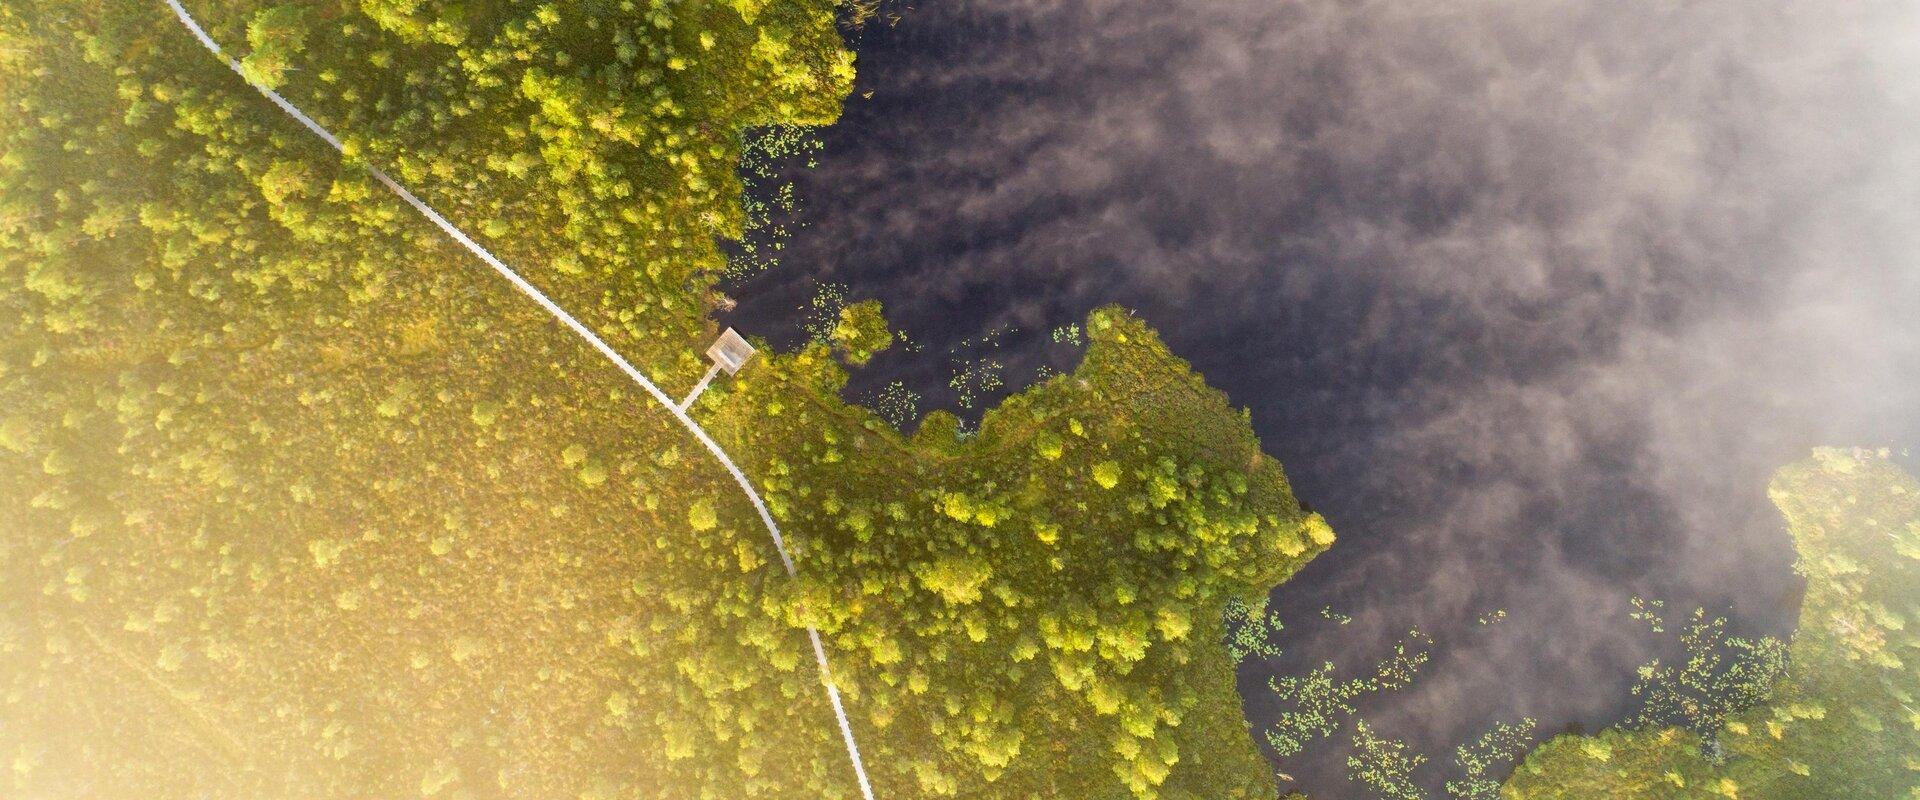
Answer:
xmin=162 ymin=2 xmax=875 ymax=797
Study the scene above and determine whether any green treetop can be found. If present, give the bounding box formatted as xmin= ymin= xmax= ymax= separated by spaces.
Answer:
xmin=831 ymin=298 xmax=893 ymax=366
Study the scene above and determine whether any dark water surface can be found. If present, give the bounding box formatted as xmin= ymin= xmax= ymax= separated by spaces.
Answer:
xmin=723 ymin=1 xmax=1920 ymax=795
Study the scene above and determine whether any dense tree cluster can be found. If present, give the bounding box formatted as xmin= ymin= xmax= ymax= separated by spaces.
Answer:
xmin=829 ymin=298 xmax=890 ymax=366
xmin=0 ymin=3 xmax=1321 ymax=798
xmin=702 ymin=308 xmax=1327 ymax=798
xmin=1503 ymin=450 xmax=1920 ymax=799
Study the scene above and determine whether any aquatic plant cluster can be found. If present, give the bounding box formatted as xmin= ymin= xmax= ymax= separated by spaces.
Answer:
xmin=727 ymin=123 xmax=823 ymax=281
xmin=1266 ymin=634 xmax=1432 ymax=760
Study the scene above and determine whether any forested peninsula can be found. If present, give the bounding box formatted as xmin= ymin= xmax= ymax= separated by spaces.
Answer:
xmin=0 ymin=1 xmax=1324 ymax=797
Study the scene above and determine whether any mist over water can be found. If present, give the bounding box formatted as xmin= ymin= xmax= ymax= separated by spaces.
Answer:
xmin=724 ymin=0 xmax=1920 ymax=794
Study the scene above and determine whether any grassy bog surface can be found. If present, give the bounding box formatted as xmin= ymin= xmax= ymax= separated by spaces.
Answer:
xmin=0 ymin=2 xmax=1321 ymax=797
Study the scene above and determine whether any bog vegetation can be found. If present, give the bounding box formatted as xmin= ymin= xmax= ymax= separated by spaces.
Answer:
xmin=1276 ymin=451 xmax=1920 ymax=800
xmin=1503 ymin=450 xmax=1920 ymax=799
xmin=7 ymin=2 xmax=1911 ymax=799
xmin=0 ymin=1 xmax=1326 ymax=798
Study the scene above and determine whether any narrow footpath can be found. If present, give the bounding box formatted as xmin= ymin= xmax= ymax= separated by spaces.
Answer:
xmin=161 ymin=3 xmax=875 ymax=796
